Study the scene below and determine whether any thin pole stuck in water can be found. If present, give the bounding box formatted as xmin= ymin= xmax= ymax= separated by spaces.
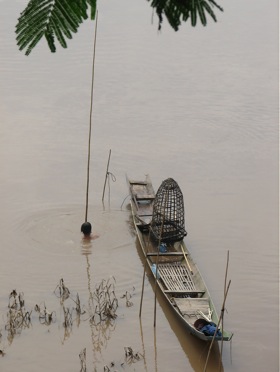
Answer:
xmin=153 ymin=191 xmax=168 ymax=327
xmin=85 ymin=11 xmax=98 ymax=223
xmin=102 ymin=149 xmax=112 ymax=202
xmin=139 ymin=259 xmax=147 ymax=318
xmin=219 ymin=250 xmax=230 ymax=370
xmin=203 ymin=251 xmax=231 ymax=372
xmin=139 ymin=231 xmax=152 ymax=318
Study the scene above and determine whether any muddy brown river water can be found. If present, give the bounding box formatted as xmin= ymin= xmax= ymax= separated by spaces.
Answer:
xmin=0 ymin=0 xmax=278 ymax=371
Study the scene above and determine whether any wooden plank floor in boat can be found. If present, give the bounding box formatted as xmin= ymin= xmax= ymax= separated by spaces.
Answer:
xmin=129 ymin=180 xmax=155 ymax=201
xmin=157 ymin=262 xmax=196 ymax=292
xmin=130 ymin=179 xmax=155 ymax=222
xmin=157 ymin=262 xmax=210 ymax=320
xmin=174 ymin=297 xmax=210 ymax=320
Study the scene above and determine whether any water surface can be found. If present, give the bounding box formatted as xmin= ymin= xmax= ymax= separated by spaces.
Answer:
xmin=0 ymin=0 xmax=278 ymax=371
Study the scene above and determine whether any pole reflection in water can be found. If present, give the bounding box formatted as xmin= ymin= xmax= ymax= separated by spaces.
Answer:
xmin=153 ymin=327 xmax=158 ymax=372
xmin=81 ymin=238 xmax=117 ymax=368
xmin=139 ymin=317 xmax=148 ymax=372
xmin=81 ymin=240 xmax=96 ymax=365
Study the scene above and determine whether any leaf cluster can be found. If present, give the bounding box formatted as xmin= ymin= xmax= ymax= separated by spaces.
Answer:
xmin=15 ymin=0 xmax=223 ymax=55
xmin=149 ymin=0 xmax=223 ymax=31
xmin=16 ymin=0 xmax=96 ymax=55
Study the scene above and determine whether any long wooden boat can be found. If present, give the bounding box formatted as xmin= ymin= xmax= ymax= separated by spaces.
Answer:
xmin=128 ymin=175 xmax=233 ymax=342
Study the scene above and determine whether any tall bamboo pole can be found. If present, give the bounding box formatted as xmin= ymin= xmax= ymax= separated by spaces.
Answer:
xmin=85 ymin=11 xmax=98 ymax=223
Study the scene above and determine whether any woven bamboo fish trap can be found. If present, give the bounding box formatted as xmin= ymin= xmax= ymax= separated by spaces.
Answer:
xmin=150 ymin=178 xmax=187 ymax=243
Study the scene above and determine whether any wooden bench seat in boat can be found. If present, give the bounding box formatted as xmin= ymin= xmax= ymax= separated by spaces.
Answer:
xmin=164 ymin=290 xmax=205 ymax=295
xmin=129 ymin=180 xmax=147 ymax=185
xmin=147 ymin=252 xmax=185 ymax=257
xmin=129 ymin=179 xmax=155 ymax=201
xmin=136 ymin=194 xmax=155 ymax=200
xmin=137 ymin=214 xmax=153 ymax=218
xmin=136 ymin=204 xmax=153 ymax=217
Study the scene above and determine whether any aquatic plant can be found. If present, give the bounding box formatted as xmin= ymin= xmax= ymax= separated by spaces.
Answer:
xmin=79 ymin=348 xmax=87 ymax=372
xmin=91 ymin=277 xmax=118 ymax=324
xmin=35 ymin=302 xmax=56 ymax=325
xmin=5 ymin=290 xmax=32 ymax=344
xmin=0 ymin=277 xmax=138 ymax=371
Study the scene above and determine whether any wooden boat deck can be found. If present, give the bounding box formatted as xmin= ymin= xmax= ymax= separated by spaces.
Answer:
xmin=129 ymin=179 xmax=155 ymax=203
xmin=174 ymin=297 xmax=210 ymax=322
xmin=129 ymin=177 xmax=155 ymax=225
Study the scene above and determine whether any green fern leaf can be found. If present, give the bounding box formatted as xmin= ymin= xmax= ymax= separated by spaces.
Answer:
xmin=53 ymin=7 xmax=78 ymax=34
xmin=16 ymin=7 xmax=51 ymax=40
xmin=56 ymin=1 xmax=82 ymax=29
xmin=197 ymin=0 xmax=207 ymax=26
xmin=87 ymin=0 xmax=97 ymax=19
xmin=191 ymin=0 xmax=197 ymax=27
xmin=25 ymin=30 xmax=46 ymax=56
xmin=49 ymin=18 xmax=68 ymax=48
xmin=16 ymin=0 xmax=96 ymax=55
xmin=147 ymin=0 xmax=223 ymax=31
xmin=51 ymin=12 xmax=74 ymax=39
xmin=45 ymin=24 xmax=56 ymax=52
xmin=208 ymin=0 xmax=223 ymax=12
xmin=202 ymin=1 xmax=218 ymax=22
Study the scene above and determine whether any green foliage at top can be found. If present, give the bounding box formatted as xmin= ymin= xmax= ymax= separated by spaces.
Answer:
xmin=150 ymin=0 xmax=223 ymax=30
xmin=16 ymin=0 xmax=96 ymax=55
xmin=16 ymin=0 xmax=223 ymax=55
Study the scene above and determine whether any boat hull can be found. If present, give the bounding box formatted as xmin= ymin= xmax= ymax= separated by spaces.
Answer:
xmin=128 ymin=176 xmax=233 ymax=342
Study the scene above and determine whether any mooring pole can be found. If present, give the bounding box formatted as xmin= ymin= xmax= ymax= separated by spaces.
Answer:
xmin=84 ymin=11 xmax=98 ymax=224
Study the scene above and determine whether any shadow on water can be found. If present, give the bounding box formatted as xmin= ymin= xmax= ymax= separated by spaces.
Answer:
xmin=139 ymin=318 xmax=159 ymax=372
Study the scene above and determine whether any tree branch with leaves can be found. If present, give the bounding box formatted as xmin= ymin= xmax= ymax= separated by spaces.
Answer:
xmin=16 ymin=0 xmax=223 ymax=55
